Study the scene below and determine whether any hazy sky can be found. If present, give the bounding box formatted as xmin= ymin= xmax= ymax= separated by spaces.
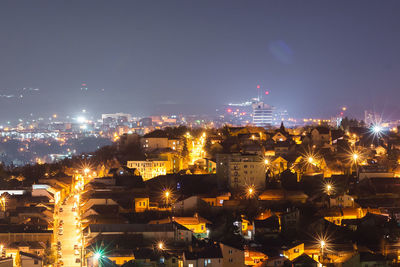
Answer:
xmin=1 ymin=0 xmax=400 ymax=121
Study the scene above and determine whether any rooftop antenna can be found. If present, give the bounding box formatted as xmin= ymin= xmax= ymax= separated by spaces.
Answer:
xmin=256 ymin=85 xmax=261 ymax=101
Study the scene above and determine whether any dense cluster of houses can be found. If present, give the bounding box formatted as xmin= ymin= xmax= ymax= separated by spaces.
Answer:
xmin=2 ymin=123 xmax=400 ymax=266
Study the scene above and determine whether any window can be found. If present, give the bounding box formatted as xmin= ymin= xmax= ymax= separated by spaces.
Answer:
xmin=294 ymin=249 xmax=299 ymax=253
xmin=229 ymin=250 xmax=233 ymax=254
xmin=189 ymin=264 xmax=194 ymax=267
xmin=34 ymin=260 xmax=38 ymax=264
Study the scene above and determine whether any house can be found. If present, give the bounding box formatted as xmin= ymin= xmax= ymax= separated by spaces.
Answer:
xmin=258 ymin=189 xmax=308 ymax=203
xmin=172 ymin=196 xmax=207 ymax=214
xmin=141 ymin=130 xmax=182 ymax=151
xmin=244 ymin=248 xmax=267 ymax=266
xmin=359 ymin=252 xmax=389 ymax=267
xmin=18 ymin=251 xmax=43 ymax=267
xmin=323 ymin=207 xmax=365 ymax=226
xmin=291 ymin=253 xmax=318 ymax=267
xmin=253 ymin=215 xmax=280 ymax=239
xmin=263 ymin=256 xmax=291 ymax=266
xmin=126 ymin=160 xmax=167 ymax=181
xmin=220 ymin=243 xmax=245 ymax=267
xmin=274 ymin=141 xmax=291 ymax=155
xmin=330 ymin=194 xmax=355 ymax=208
xmin=216 ymin=153 xmax=266 ymax=191
xmin=134 ymin=196 xmax=150 ymax=212
xmin=0 ymin=257 xmax=13 ymax=267
xmin=183 ymin=244 xmax=223 ymax=267
xmin=269 ymin=156 xmax=288 ymax=176
xmin=129 ymin=248 xmax=180 ymax=267
xmin=272 ymin=132 xmax=288 ymax=143
xmin=311 ymin=127 xmax=331 ymax=145
xmin=84 ymin=223 xmax=192 ymax=244
xmin=149 ymin=215 xmax=211 ymax=238
xmin=281 ymin=242 xmax=304 ymax=261
xmin=141 ymin=130 xmax=169 ymax=150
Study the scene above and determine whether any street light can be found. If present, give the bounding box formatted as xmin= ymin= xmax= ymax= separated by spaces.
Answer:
xmin=308 ymin=157 xmax=314 ymax=164
xmin=247 ymin=186 xmax=255 ymax=199
xmin=325 ymin=183 xmax=333 ymax=196
xmin=163 ymin=190 xmax=171 ymax=205
xmin=157 ymin=242 xmax=164 ymax=250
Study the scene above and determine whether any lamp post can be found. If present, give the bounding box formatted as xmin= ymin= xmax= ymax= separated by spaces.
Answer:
xmin=320 ymin=240 xmax=326 ymax=259
xmin=352 ymin=153 xmax=359 ymax=178
xmin=164 ymin=190 xmax=170 ymax=206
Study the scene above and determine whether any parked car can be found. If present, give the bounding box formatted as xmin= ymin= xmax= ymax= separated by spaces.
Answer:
xmin=74 ymin=249 xmax=80 ymax=255
xmin=59 ymin=208 xmax=63 ymax=212
xmin=75 ymin=258 xmax=81 ymax=263
xmin=74 ymin=245 xmax=78 ymax=250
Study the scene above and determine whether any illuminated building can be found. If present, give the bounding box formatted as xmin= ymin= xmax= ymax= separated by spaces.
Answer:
xmin=252 ymin=101 xmax=273 ymax=126
xmin=216 ymin=153 xmax=266 ymax=191
xmin=127 ymin=160 xmax=167 ymax=180
xmin=141 ymin=130 xmax=181 ymax=151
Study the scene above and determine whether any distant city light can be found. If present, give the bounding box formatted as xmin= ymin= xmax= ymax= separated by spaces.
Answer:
xmin=371 ymin=124 xmax=382 ymax=134
xmin=76 ymin=116 xmax=86 ymax=123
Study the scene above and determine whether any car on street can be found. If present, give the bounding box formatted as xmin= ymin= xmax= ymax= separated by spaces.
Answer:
xmin=58 ymin=229 xmax=63 ymax=235
xmin=72 ymin=207 xmax=76 ymax=212
xmin=57 ymin=260 xmax=64 ymax=266
xmin=57 ymin=251 xmax=62 ymax=257
xmin=75 ymin=258 xmax=81 ymax=263
xmin=74 ymin=249 xmax=80 ymax=255
xmin=74 ymin=245 xmax=78 ymax=250
xmin=59 ymin=208 xmax=63 ymax=212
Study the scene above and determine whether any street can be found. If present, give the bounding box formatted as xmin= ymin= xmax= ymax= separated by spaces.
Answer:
xmin=56 ymin=194 xmax=81 ymax=267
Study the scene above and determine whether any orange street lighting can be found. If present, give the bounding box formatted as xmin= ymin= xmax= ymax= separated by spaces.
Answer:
xmin=308 ymin=157 xmax=314 ymax=164
xmin=246 ymin=186 xmax=255 ymax=198
xmin=83 ymin=168 xmax=90 ymax=175
xmin=157 ymin=242 xmax=165 ymax=250
xmin=264 ymin=159 xmax=269 ymax=165
xmin=352 ymin=153 xmax=359 ymax=161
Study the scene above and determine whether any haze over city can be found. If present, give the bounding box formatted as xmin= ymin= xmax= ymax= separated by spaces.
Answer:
xmin=1 ymin=0 xmax=400 ymax=121
xmin=3 ymin=2 xmax=400 ymax=267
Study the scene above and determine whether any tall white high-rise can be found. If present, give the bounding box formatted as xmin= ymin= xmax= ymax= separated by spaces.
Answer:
xmin=252 ymin=101 xmax=273 ymax=126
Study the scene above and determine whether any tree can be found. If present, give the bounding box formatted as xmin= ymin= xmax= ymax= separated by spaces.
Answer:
xmin=182 ymin=138 xmax=189 ymax=158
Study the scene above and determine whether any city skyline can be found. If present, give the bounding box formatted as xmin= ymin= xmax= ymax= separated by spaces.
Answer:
xmin=1 ymin=1 xmax=400 ymax=121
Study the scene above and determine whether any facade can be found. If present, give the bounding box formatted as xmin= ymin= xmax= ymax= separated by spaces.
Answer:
xmin=127 ymin=160 xmax=167 ymax=180
xmin=252 ymin=101 xmax=273 ymax=126
xmin=220 ymin=243 xmax=245 ymax=267
xmin=19 ymin=251 xmax=43 ymax=267
xmin=217 ymin=153 xmax=266 ymax=191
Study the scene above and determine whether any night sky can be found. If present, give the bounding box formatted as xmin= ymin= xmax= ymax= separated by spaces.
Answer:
xmin=1 ymin=0 xmax=400 ymax=121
